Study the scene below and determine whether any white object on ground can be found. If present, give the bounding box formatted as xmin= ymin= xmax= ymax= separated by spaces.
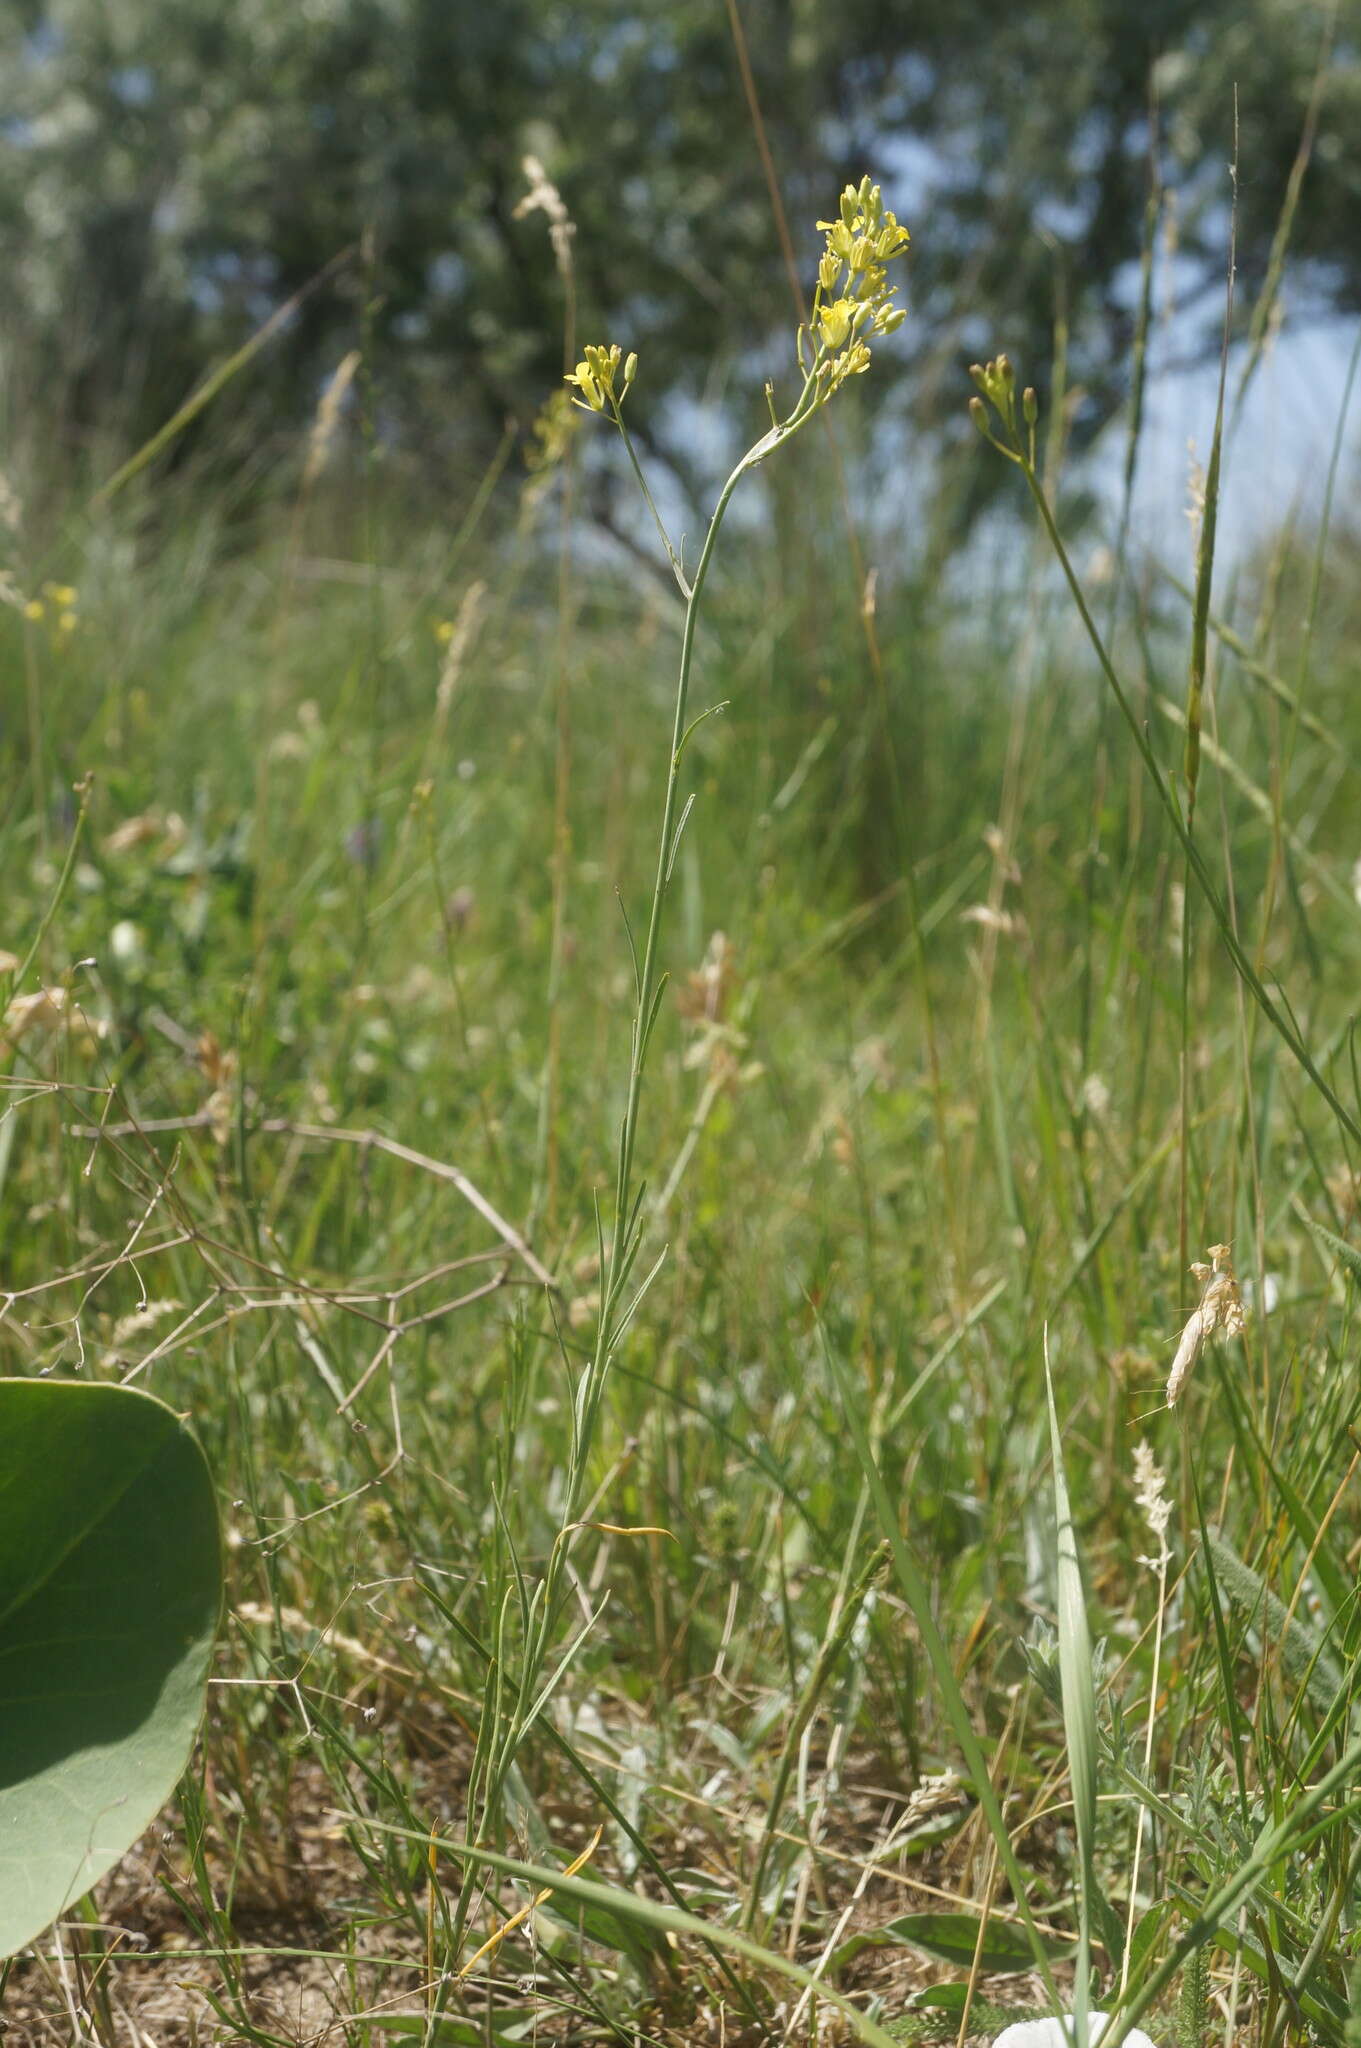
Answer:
xmin=992 ymin=2018 xmax=1160 ymax=2048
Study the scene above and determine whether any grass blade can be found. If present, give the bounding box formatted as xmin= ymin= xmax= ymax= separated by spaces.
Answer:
xmin=819 ymin=1316 xmax=1060 ymax=2004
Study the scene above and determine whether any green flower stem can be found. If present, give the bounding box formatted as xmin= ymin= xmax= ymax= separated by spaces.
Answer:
xmin=611 ymin=412 xmax=692 ymax=597
xmin=543 ymin=363 xmax=824 ymax=1618
xmin=457 ymin=313 xmax=858 ymax=1968
xmin=459 ymin=339 xmax=838 ymax=1930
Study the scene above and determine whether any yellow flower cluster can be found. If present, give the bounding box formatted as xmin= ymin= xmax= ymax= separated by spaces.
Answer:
xmin=21 ymin=582 xmax=79 ymax=642
xmin=810 ymin=178 xmax=909 ymax=389
xmin=559 ymin=176 xmax=906 ymax=465
xmin=564 ymin=342 xmax=637 ymax=415
xmin=526 ymin=386 xmax=582 ymax=473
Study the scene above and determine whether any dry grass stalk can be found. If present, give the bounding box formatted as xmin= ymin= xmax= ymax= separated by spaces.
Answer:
xmin=302 ymin=348 xmax=362 ymax=488
xmin=513 ymin=154 xmax=575 ymax=283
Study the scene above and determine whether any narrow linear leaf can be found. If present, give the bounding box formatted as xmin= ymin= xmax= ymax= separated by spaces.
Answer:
xmin=819 ymin=1320 xmax=1061 ymax=2003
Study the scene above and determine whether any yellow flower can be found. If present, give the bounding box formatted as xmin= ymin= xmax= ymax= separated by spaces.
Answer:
xmin=818 ymin=299 xmax=855 ymax=350
xmin=526 ymin=387 xmax=581 ymax=473
xmin=22 ymin=598 xmax=43 ymax=622
xmin=566 ymin=358 xmax=607 ymax=411
xmin=565 ymin=342 xmax=636 ymax=415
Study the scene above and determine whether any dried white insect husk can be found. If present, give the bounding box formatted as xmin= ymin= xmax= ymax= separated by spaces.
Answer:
xmin=1165 ymin=1247 xmax=1246 ymax=1406
xmin=1166 ymin=1302 xmax=1207 ymax=1406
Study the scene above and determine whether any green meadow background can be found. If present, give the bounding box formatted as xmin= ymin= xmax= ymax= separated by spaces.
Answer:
xmin=3 ymin=1 xmax=1361 ymax=2041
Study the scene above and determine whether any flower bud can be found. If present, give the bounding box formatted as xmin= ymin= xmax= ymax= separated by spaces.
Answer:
xmin=623 ymin=352 xmax=638 ymax=386
xmin=1023 ymin=386 xmax=1038 ymax=425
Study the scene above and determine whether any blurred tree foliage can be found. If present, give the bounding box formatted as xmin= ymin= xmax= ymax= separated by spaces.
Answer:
xmin=1 ymin=0 xmax=1355 ymax=503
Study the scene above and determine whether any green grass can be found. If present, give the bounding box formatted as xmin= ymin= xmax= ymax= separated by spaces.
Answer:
xmin=4 ymin=302 xmax=1361 ymax=2048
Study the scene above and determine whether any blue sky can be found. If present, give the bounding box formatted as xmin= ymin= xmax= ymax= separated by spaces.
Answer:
xmin=1127 ymin=312 xmax=1360 ymax=570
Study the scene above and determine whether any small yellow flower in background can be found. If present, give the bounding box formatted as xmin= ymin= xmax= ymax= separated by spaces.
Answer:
xmin=13 ymin=582 xmax=81 ymax=640
xmin=526 ymin=386 xmax=582 ymax=474
xmin=565 ymin=342 xmax=636 ymax=415
xmin=46 ymin=586 xmax=80 ymax=646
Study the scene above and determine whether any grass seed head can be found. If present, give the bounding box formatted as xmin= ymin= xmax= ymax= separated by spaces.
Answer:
xmin=513 ymin=153 xmax=575 ymax=282
xmin=303 ymin=349 xmax=361 ymax=487
xmin=1132 ymin=1439 xmax=1172 ymax=1570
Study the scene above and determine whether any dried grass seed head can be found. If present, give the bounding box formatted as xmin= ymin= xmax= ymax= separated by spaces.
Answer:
xmin=1132 ymin=1439 xmax=1172 ymax=1570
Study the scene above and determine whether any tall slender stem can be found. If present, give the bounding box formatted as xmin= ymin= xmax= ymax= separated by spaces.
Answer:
xmin=544 ymin=373 xmax=821 ymax=1630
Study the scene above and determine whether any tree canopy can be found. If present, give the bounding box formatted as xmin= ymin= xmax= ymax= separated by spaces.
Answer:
xmin=3 ymin=0 xmax=1355 ymax=503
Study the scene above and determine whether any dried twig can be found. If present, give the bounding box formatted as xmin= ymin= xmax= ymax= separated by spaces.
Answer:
xmin=67 ymin=1111 xmax=557 ymax=1290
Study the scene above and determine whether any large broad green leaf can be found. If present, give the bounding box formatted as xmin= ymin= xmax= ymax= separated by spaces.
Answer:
xmin=0 ymin=1378 xmax=221 ymax=1955
xmin=369 ymin=2015 xmax=537 ymax=2044
xmin=829 ymin=1909 xmax=1071 ymax=1976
